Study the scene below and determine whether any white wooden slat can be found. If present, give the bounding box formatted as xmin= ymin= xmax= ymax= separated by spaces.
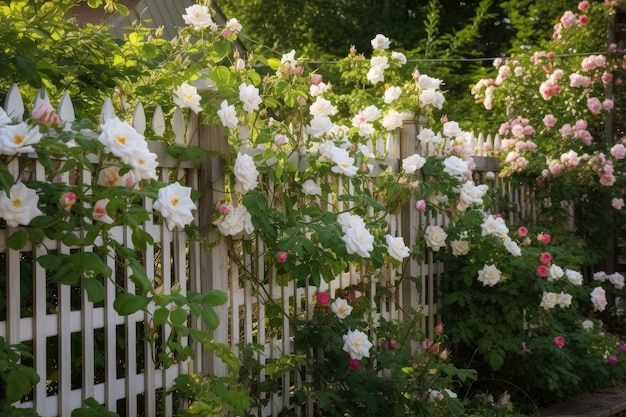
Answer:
xmin=58 ymin=244 xmax=73 ymax=417
xmin=124 ymin=221 xmax=138 ymax=417
xmin=58 ymin=91 xmax=75 ymax=126
xmin=132 ymin=102 xmax=146 ymax=135
xmin=172 ymin=106 xmax=186 ymax=144
xmin=33 ymin=87 xmax=50 ymax=111
xmin=4 ymin=83 xmax=25 ymax=121
xmin=99 ymin=98 xmax=115 ymax=124
xmin=152 ymin=106 xmax=166 ymax=136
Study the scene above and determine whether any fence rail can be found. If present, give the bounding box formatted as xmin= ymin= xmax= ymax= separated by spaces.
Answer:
xmin=0 ymin=86 xmax=520 ymax=416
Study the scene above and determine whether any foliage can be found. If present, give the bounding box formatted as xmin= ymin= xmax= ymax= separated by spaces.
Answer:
xmin=287 ymin=294 xmax=473 ymax=416
xmin=0 ymin=336 xmax=40 ymax=414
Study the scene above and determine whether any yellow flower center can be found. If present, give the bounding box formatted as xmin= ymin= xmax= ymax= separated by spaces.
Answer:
xmin=171 ymin=198 xmax=179 ymax=206
xmin=14 ymin=135 xmax=24 ymax=144
xmin=12 ymin=199 xmax=21 ymax=207
xmin=354 ymin=339 xmax=362 ymax=347
xmin=116 ymin=135 xmax=126 ymax=145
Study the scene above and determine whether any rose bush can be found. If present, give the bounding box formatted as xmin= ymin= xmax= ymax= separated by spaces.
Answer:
xmin=5 ymin=0 xmax=626 ymax=415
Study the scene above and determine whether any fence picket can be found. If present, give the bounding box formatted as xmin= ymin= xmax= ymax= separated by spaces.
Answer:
xmin=4 ymin=83 xmax=24 ymax=121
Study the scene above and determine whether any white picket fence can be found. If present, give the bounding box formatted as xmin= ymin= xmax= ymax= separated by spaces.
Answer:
xmin=0 ymin=85 xmax=520 ymax=416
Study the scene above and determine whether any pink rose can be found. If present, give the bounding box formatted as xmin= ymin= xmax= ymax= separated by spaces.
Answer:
xmin=578 ymin=1 xmax=590 ymax=10
xmin=316 ymin=292 xmax=331 ymax=307
xmin=612 ymin=198 xmax=625 ymax=210
xmin=517 ymin=226 xmax=528 ymax=237
xmin=538 ymin=233 xmax=551 ymax=244
xmin=415 ymin=200 xmax=426 ymax=211
xmin=608 ymin=355 xmax=618 ymax=365
xmin=610 ymin=144 xmax=626 ymax=159
xmin=540 ymin=252 xmax=552 ymax=264
xmin=579 ymin=15 xmax=589 ymax=26
xmin=59 ymin=192 xmax=77 ymax=212
xmin=218 ymin=204 xmax=230 ymax=214
xmin=276 ymin=251 xmax=288 ymax=263
xmin=348 ymin=358 xmax=361 ymax=370
xmin=434 ymin=323 xmax=444 ymax=333
xmin=553 ymin=336 xmax=565 ymax=348
xmin=537 ymin=265 xmax=549 ymax=277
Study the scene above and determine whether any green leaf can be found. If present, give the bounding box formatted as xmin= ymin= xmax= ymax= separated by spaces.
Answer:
xmin=83 ymin=277 xmax=105 ymax=303
xmin=37 ymin=253 xmax=67 ymax=271
xmin=267 ymin=58 xmax=281 ymax=70
xmin=0 ymin=170 xmax=14 ymax=193
xmin=153 ymin=307 xmax=169 ymax=326
xmin=170 ymin=307 xmax=188 ymax=326
xmin=7 ymin=230 xmax=28 ymax=250
xmin=54 ymin=262 xmax=81 ymax=285
xmin=202 ymin=290 xmax=228 ymax=306
xmin=201 ymin=306 xmax=220 ymax=330
xmin=113 ymin=293 xmax=150 ymax=315
xmin=131 ymin=227 xmax=153 ymax=251
xmin=5 ymin=368 xmax=35 ymax=403
xmin=128 ymin=258 xmax=152 ymax=293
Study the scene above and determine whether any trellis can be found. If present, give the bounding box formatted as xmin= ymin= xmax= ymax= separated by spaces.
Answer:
xmin=1 ymin=85 xmax=513 ymax=416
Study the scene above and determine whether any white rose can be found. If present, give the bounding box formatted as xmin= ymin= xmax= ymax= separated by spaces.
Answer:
xmin=153 ymin=182 xmax=196 ymax=230
xmin=309 ymin=97 xmax=337 ymax=118
xmin=391 ymin=51 xmax=407 ymax=65
xmin=443 ymin=155 xmax=470 ymax=179
xmin=459 ymin=181 xmax=488 ymax=205
xmin=238 ymin=83 xmax=262 ymax=113
xmin=451 ymin=239 xmax=470 ymax=256
xmin=0 ymin=122 xmax=42 ymax=155
xmin=540 ymin=292 xmax=558 ymax=310
xmin=217 ymin=100 xmax=238 ymax=128
xmin=331 ymin=297 xmax=353 ymax=319
xmin=383 ymin=86 xmax=402 ymax=103
xmin=477 ymin=264 xmax=503 ymax=286
xmin=480 ymin=215 xmax=509 ymax=237
xmin=302 ymin=179 xmax=322 ymax=196
xmin=566 ymin=269 xmax=583 ymax=286
xmin=590 ymin=286 xmax=607 ymax=312
xmin=306 ymin=116 xmax=334 ymax=137
xmin=342 ymin=329 xmax=373 ymax=360
xmin=213 ymin=204 xmax=253 ymax=236
xmin=381 ymin=110 xmax=404 ymax=131
xmin=402 ymin=154 xmax=426 ymax=174
xmin=425 ymin=225 xmax=447 ymax=252
xmin=503 ymin=237 xmax=522 ymax=257
xmin=234 ymin=152 xmax=259 ymax=193
xmin=386 ymin=234 xmax=410 ymax=261
xmin=182 ymin=4 xmax=214 ymax=29
xmin=548 ymin=264 xmax=565 ymax=282
xmin=173 ymin=82 xmax=202 ymax=113
xmin=418 ymin=74 xmax=442 ymax=89
xmin=609 ymin=273 xmax=625 ymax=290
xmin=0 ymin=182 xmax=43 ymax=227
xmin=342 ymin=224 xmax=374 ymax=257
xmin=442 ymin=121 xmax=463 ymax=138
xmin=557 ymin=292 xmax=572 ymax=308
xmin=337 ymin=212 xmax=366 ymax=232
xmin=362 ymin=105 xmax=382 ymax=121
xmin=370 ymin=34 xmax=391 ymax=50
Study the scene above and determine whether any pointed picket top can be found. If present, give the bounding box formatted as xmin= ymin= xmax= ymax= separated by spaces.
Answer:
xmin=4 ymin=83 xmax=25 ymax=121
xmin=493 ymin=133 xmax=501 ymax=153
xmin=99 ymin=98 xmax=115 ymax=124
xmin=172 ymin=106 xmax=185 ymax=145
xmin=151 ymin=106 xmax=166 ymax=136
xmin=186 ymin=111 xmax=199 ymax=146
xmin=476 ymin=132 xmax=485 ymax=156
xmin=484 ymin=134 xmax=493 ymax=156
xmin=132 ymin=102 xmax=146 ymax=135
xmin=58 ymin=91 xmax=75 ymax=128
xmin=33 ymin=87 xmax=50 ymax=111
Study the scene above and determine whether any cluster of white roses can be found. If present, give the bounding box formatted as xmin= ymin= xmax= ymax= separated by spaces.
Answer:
xmin=0 ymin=99 xmax=197 ymax=231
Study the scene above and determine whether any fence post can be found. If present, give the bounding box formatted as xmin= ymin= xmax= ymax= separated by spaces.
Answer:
xmin=196 ymin=123 xmax=230 ymax=376
xmin=399 ymin=120 xmax=426 ymax=327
